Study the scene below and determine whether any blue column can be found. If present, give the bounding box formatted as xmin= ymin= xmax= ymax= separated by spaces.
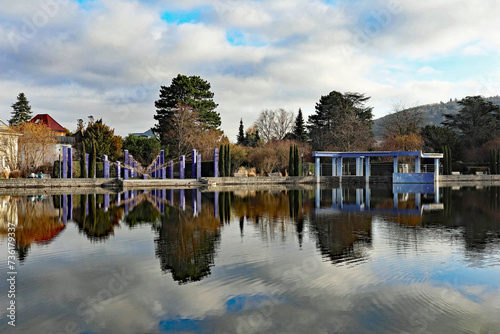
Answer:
xmin=124 ymin=150 xmax=129 ymax=180
xmin=356 ymin=188 xmax=362 ymax=207
xmin=62 ymin=147 xmax=67 ymax=179
xmin=197 ymin=154 xmax=202 ymax=178
xmin=85 ymin=195 xmax=89 ymax=216
xmin=192 ymin=149 xmax=197 ymax=178
xmin=434 ymin=158 xmax=440 ymax=183
xmin=214 ymin=148 xmax=219 ymax=177
xmin=124 ymin=190 xmax=129 ymax=214
xmin=168 ymin=189 xmax=174 ymax=206
xmin=356 ymin=157 xmax=362 ymax=176
xmin=104 ymin=194 xmax=110 ymax=212
xmin=365 ymin=156 xmax=370 ymax=183
xmin=180 ymin=155 xmax=185 ymax=179
xmin=393 ymin=156 xmax=398 ymax=174
xmin=134 ymin=160 xmax=138 ymax=178
xmin=143 ymin=174 xmax=148 ymax=179
xmin=68 ymin=147 xmax=73 ymax=178
xmin=68 ymin=195 xmax=73 ymax=220
xmin=337 ymin=158 xmax=343 ymax=183
xmin=214 ymin=192 xmax=219 ymax=218
xmin=168 ymin=161 xmax=173 ymax=178
xmin=337 ymin=188 xmax=343 ymax=209
xmin=85 ymin=153 xmax=89 ymax=178
xmin=197 ymin=189 xmax=202 ymax=214
xmin=160 ymin=150 xmax=165 ymax=179
xmin=103 ymin=155 xmax=109 ymax=178
xmin=116 ymin=161 xmax=121 ymax=178
xmin=415 ymin=156 xmax=421 ymax=173
xmin=365 ymin=184 xmax=371 ymax=209
xmin=116 ymin=193 xmax=121 ymax=206
xmin=315 ymin=184 xmax=320 ymax=208
xmin=192 ymin=189 xmax=197 ymax=215
xmin=62 ymin=194 xmax=67 ymax=223
xmin=315 ymin=156 xmax=320 ymax=183
xmin=180 ymin=189 xmax=185 ymax=210
xmin=332 ymin=158 xmax=336 ymax=176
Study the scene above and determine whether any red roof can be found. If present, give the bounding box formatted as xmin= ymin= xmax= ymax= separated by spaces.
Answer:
xmin=29 ymin=114 xmax=66 ymax=133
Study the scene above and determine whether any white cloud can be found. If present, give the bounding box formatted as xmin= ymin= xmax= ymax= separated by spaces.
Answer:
xmin=1 ymin=0 xmax=500 ymax=139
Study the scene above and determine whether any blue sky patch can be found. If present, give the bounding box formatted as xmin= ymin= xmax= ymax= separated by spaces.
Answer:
xmin=161 ymin=7 xmax=210 ymax=25
xmin=226 ymin=28 xmax=267 ymax=47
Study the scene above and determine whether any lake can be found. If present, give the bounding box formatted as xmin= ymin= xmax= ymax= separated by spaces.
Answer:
xmin=1 ymin=185 xmax=500 ymax=333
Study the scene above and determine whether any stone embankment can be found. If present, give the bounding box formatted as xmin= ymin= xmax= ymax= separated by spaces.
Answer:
xmin=2 ymin=175 xmax=500 ymax=194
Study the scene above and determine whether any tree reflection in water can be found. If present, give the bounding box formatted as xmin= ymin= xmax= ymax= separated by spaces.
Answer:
xmin=0 ymin=195 xmax=63 ymax=261
xmin=155 ymin=190 xmax=221 ymax=284
xmin=75 ymin=194 xmax=123 ymax=242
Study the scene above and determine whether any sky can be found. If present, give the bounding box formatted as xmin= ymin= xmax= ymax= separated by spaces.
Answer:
xmin=1 ymin=0 xmax=499 ymax=141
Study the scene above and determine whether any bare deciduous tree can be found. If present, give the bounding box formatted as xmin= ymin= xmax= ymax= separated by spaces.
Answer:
xmin=17 ymin=122 xmax=58 ymax=175
xmin=381 ymin=101 xmax=425 ymax=138
xmin=255 ymin=108 xmax=295 ymax=142
xmin=380 ymin=101 xmax=425 ymax=151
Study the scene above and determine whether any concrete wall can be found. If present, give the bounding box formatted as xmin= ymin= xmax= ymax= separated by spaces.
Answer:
xmin=0 ymin=178 xmax=118 ymax=189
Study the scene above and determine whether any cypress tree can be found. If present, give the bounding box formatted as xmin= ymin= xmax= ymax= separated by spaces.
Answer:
xmin=89 ymin=140 xmax=97 ymax=178
xmin=81 ymin=142 xmax=87 ymax=178
xmin=225 ymin=144 xmax=231 ymax=176
xmin=294 ymin=145 xmax=300 ymax=176
xmin=289 ymin=145 xmax=295 ymax=176
xmin=219 ymin=144 xmax=225 ymax=177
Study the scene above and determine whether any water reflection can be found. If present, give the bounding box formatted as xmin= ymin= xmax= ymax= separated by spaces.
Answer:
xmin=1 ymin=186 xmax=500 ymax=333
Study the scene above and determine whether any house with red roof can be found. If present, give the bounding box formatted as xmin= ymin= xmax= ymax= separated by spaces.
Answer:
xmin=29 ymin=114 xmax=75 ymax=167
xmin=29 ymin=114 xmax=67 ymax=136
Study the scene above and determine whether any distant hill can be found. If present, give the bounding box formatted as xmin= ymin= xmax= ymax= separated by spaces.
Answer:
xmin=373 ymin=96 xmax=500 ymax=139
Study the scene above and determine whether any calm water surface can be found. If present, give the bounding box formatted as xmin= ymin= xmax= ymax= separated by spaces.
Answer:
xmin=1 ymin=186 xmax=500 ymax=333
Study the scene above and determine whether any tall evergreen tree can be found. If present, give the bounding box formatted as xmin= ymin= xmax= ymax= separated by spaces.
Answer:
xmin=442 ymin=96 xmax=500 ymax=150
xmin=9 ymin=92 xmax=33 ymax=126
xmin=237 ymin=119 xmax=246 ymax=145
xmin=153 ymin=74 xmax=220 ymax=156
xmin=307 ymin=91 xmax=373 ymax=151
xmin=293 ymin=108 xmax=307 ymax=142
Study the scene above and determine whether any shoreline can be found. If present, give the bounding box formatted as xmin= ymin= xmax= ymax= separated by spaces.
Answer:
xmin=1 ymin=175 xmax=500 ymax=196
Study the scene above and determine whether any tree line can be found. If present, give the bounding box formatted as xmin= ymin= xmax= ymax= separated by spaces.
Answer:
xmin=5 ymin=74 xmax=500 ymax=177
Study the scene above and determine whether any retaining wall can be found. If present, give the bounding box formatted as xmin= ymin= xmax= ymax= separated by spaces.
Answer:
xmin=0 ymin=178 xmax=119 ymax=189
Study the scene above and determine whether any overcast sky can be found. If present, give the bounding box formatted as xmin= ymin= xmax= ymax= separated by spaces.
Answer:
xmin=1 ymin=0 xmax=499 ymax=141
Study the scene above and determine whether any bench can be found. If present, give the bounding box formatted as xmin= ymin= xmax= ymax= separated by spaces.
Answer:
xmin=451 ymin=171 xmax=460 ymax=176
xmin=233 ymin=172 xmax=247 ymax=177
xmin=475 ymin=171 xmax=484 ymax=175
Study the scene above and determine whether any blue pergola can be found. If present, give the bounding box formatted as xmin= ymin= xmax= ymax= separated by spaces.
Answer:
xmin=312 ymin=151 xmax=444 ymax=183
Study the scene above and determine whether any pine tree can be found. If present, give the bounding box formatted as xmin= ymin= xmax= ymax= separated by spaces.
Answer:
xmin=9 ymin=92 xmax=33 ymax=126
xmin=293 ymin=108 xmax=307 ymax=142
xmin=237 ymin=119 xmax=246 ymax=145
